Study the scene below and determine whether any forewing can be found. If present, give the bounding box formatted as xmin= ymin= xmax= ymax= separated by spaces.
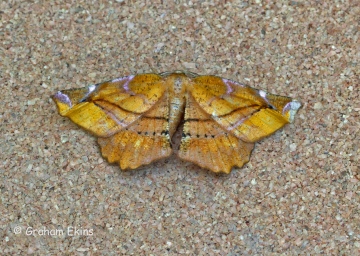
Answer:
xmin=52 ymin=74 xmax=165 ymax=137
xmin=189 ymin=75 xmax=301 ymax=143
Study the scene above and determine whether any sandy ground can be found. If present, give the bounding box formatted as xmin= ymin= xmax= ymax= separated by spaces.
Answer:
xmin=1 ymin=0 xmax=359 ymax=254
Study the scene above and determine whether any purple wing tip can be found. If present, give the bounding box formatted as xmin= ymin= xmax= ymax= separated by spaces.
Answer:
xmin=53 ymin=91 xmax=72 ymax=107
xmin=284 ymin=100 xmax=302 ymax=123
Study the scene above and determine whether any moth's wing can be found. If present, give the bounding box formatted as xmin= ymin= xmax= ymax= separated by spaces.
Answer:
xmin=178 ymin=75 xmax=301 ymax=173
xmin=97 ymin=90 xmax=172 ymax=170
xmin=189 ymin=75 xmax=301 ymax=143
xmin=178 ymin=93 xmax=255 ymax=174
xmin=52 ymin=74 xmax=165 ymax=137
xmin=52 ymin=74 xmax=172 ymax=169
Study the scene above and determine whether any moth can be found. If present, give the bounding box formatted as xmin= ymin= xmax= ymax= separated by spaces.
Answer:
xmin=52 ymin=71 xmax=301 ymax=174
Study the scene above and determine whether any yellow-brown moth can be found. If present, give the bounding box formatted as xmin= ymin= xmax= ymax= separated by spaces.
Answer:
xmin=52 ymin=71 xmax=301 ymax=174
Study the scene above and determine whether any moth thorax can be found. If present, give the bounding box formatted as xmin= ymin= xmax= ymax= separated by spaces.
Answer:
xmin=173 ymin=76 xmax=186 ymax=95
